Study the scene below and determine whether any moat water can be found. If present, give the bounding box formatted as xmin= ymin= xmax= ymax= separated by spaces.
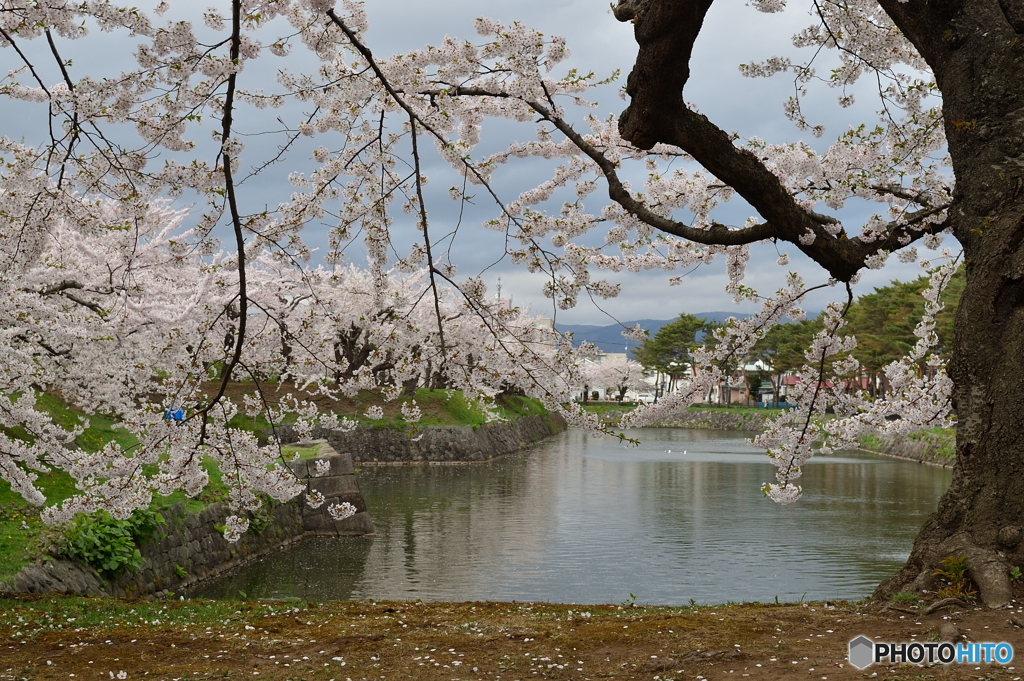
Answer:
xmin=190 ymin=428 xmax=951 ymax=604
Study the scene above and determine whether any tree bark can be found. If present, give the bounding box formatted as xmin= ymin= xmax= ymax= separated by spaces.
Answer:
xmin=872 ymin=0 xmax=1024 ymax=608
xmin=875 ymin=205 xmax=1024 ymax=606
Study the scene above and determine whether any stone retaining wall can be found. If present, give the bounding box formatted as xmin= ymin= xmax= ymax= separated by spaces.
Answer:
xmin=9 ymin=500 xmax=306 ymax=599
xmin=858 ymin=431 xmax=956 ymax=468
xmin=5 ymin=442 xmax=373 ymax=599
xmin=285 ymin=441 xmax=375 ymax=535
xmin=280 ymin=413 xmax=567 ymax=464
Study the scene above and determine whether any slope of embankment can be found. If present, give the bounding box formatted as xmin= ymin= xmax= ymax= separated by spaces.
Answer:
xmin=605 ymin=406 xmax=955 ymax=468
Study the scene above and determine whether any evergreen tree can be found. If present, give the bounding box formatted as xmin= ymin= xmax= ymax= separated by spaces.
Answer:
xmin=633 ymin=313 xmax=708 ymax=391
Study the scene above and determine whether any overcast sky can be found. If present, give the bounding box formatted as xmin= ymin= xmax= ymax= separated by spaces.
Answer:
xmin=347 ymin=0 xmax=938 ymax=326
xmin=2 ymin=1 xmax=947 ymax=326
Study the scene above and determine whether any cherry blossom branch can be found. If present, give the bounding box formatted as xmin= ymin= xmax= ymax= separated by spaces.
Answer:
xmin=409 ymin=116 xmax=448 ymax=357
xmin=321 ymin=9 xmax=563 ymax=281
xmin=202 ymin=0 xmax=247 ymax=429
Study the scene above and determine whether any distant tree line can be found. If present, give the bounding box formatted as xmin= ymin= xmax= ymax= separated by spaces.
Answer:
xmin=633 ymin=266 xmax=965 ymax=403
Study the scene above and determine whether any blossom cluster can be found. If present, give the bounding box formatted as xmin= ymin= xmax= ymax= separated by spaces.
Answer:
xmin=0 ymin=0 xmax=960 ymax=538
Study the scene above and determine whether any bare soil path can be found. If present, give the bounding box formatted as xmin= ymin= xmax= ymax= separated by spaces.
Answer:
xmin=3 ymin=595 xmax=1024 ymax=681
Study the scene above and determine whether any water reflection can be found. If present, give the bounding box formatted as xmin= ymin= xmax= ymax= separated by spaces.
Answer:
xmin=191 ymin=428 xmax=951 ymax=604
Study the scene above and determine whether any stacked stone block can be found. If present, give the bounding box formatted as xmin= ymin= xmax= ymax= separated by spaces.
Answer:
xmin=285 ymin=440 xmax=375 ymax=536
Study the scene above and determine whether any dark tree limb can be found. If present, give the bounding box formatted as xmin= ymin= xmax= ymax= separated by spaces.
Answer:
xmin=424 ymin=82 xmax=944 ymax=281
xmin=610 ymin=0 xmax=951 ymax=281
xmin=614 ymin=0 xmax=714 ymax=151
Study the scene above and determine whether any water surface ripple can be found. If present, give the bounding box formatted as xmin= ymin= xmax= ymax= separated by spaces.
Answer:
xmin=191 ymin=428 xmax=950 ymax=604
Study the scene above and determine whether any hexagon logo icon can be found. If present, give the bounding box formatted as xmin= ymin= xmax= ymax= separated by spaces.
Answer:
xmin=848 ymin=635 xmax=874 ymax=669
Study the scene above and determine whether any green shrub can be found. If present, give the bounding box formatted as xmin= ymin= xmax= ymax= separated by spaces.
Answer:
xmin=55 ymin=509 xmax=164 ymax=576
xmin=248 ymin=505 xmax=274 ymax=535
xmin=933 ymin=554 xmax=977 ymax=601
xmin=859 ymin=433 xmax=883 ymax=451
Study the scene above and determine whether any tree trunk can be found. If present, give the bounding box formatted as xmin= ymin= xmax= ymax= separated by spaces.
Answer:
xmin=875 ymin=230 xmax=1024 ymax=607
xmin=874 ymin=0 xmax=1024 ymax=607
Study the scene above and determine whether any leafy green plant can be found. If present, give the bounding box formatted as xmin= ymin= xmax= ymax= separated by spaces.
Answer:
xmin=55 ymin=509 xmax=164 ymax=576
xmin=174 ymin=564 xmax=188 ymax=579
xmin=933 ymin=554 xmax=977 ymax=601
xmin=248 ymin=504 xmax=274 ymax=535
xmin=1010 ymin=566 xmax=1021 ymax=583
xmin=891 ymin=592 xmax=922 ymax=606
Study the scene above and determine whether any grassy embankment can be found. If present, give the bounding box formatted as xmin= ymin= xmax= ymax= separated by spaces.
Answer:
xmin=686 ymin=404 xmax=787 ymax=414
xmin=685 ymin=406 xmax=956 ymax=461
xmin=0 ymin=388 xmax=550 ymax=585
xmin=581 ymin=402 xmax=957 ymax=464
xmin=217 ymin=382 xmax=551 ymax=433
xmin=859 ymin=425 xmax=957 ymax=464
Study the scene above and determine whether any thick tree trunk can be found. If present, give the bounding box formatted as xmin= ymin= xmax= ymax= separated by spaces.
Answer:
xmin=875 ymin=178 xmax=1024 ymax=606
xmin=876 ymin=241 xmax=1024 ymax=606
xmin=875 ymin=0 xmax=1024 ymax=607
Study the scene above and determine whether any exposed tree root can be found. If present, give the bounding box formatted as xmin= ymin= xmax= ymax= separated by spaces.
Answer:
xmin=963 ymin=543 xmax=1013 ymax=607
xmin=923 ymin=597 xmax=969 ymax=614
xmin=876 ymin=532 xmax=1014 ymax=608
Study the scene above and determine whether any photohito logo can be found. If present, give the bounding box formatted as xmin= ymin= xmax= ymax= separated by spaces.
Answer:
xmin=848 ymin=635 xmax=1014 ymax=669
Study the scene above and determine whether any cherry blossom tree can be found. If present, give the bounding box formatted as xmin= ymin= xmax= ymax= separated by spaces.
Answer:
xmin=0 ymin=0 xmax=603 ymax=541
xmin=583 ymin=355 xmax=647 ymax=402
xmin=602 ymin=0 xmax=1022 ymax=605
xmin=1 ymin=0 xmax=1019 ymax=604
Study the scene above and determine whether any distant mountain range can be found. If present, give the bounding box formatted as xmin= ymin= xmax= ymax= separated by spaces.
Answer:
xmin=555 ymin=312 xmax=754 ymax=355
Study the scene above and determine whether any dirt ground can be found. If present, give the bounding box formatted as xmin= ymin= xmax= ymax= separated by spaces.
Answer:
xmin=2 ymin=595 xmax=1024 ymax=681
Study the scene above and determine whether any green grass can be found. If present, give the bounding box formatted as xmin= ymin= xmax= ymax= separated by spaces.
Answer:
xmin=226 ymin=388 xmax=550 ymax=432
xmin=1 ymin=394 xmax=251 ymax=582
xmin=687 ymin=405 xmax=786 ymax=415
xmin=33 ymin=393 xmax=139 ymax=453
xmin=860 ymin=426 xmax=956 ymax=462
xmin=146 ymin=446 xmax=321 ymax=515
xmin=394 ymin=390 xmax=547 ymax=428
xmin=494 ymin=394 xmax=550 ymax=419
xmin=0 ymin=594 xmax=297 ymax=632
xmin=0 ymin=393 xmax=135 ymax=583
xmin=0 ymin=504 xmax=46 ymax=586
xmin=581 ymin=402 xmax=637 ymax=414
xmin=890 ymin=591 xmax=922 ymax=606
xmin=415 ymin=389 xmax=488 ymax=427
xmin=908 ymin=427 xmax=956 ymax=460
xmin=859 ymin=432 xmax=883 ymax=451
xmin=336 ymin=389 xmax=551 ymax=429
xmin=281 ymin=444 xmax=321 ymax=460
